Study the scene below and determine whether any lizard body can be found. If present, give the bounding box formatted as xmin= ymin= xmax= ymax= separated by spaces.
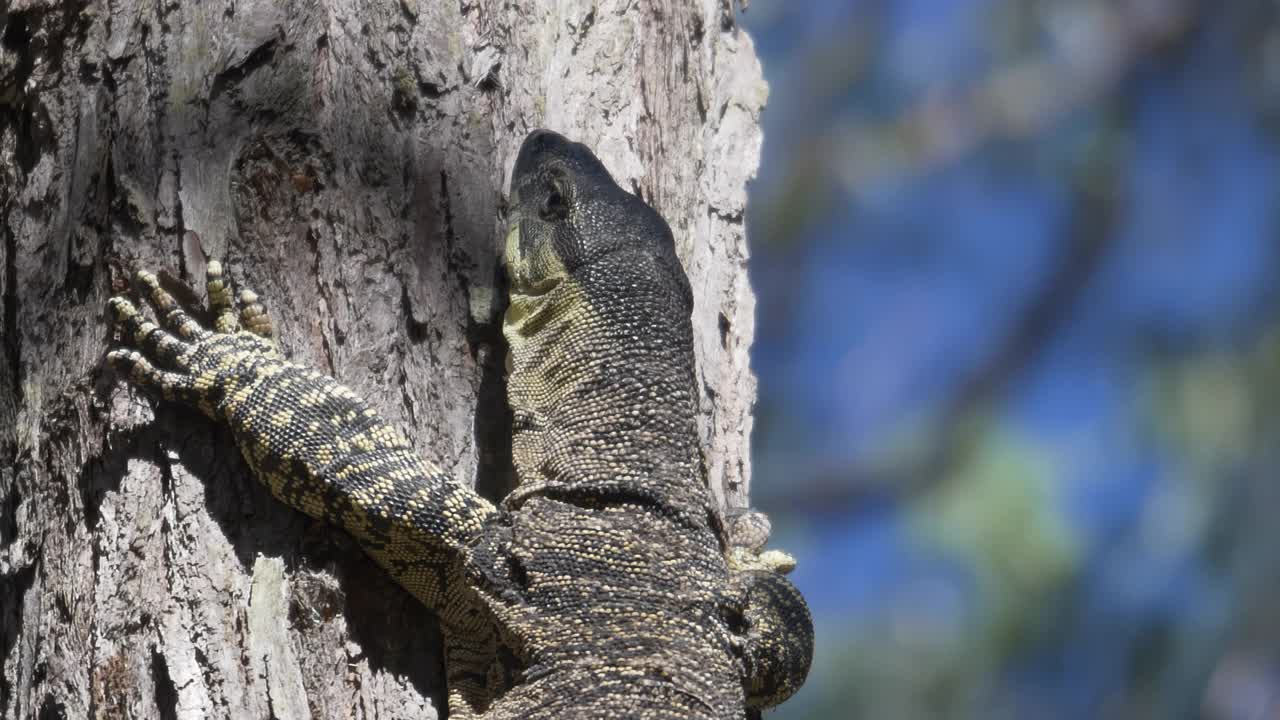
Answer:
xmin=107 ymin=130 xmax=812 ymax=718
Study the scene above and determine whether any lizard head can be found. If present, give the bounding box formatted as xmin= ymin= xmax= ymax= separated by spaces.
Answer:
xmin=503 ymin=129 xmax=692 ymax=311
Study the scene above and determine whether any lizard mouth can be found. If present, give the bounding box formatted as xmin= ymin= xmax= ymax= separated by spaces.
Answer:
xmin=511 ymin=275 xmax=561 ymax=298
xmin=503 ymin=274 xmax=563 ymax=341
xmin=503 ymin=221 xmax=565 ymax=298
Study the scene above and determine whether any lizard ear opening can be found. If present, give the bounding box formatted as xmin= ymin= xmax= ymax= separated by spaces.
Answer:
xmin=724 ymin=570 xmax=815 ymax=709
xmin=538 ymin=169 xmax=571 ymax=222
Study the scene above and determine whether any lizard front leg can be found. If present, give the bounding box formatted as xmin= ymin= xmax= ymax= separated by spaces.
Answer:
xmin=106 ymin=262 xmax=496 ymax=613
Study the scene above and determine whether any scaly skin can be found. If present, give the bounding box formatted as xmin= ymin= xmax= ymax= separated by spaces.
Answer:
xmin=107 ymin=130 xmax=812 ymax=718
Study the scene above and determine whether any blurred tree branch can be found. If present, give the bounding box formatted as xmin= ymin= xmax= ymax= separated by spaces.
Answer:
xmin=780 ymin=126 xmax=1124 ymax=514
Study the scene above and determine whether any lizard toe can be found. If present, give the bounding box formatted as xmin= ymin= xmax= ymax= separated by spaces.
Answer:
xmin=238 ymin=287 xmax=275 ymax=342
xmin=206 ymin=259 xmax=240 ymax=334
xmin=135 ymin=269 xmax=210 ymax=341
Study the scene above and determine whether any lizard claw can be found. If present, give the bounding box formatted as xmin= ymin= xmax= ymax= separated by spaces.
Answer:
xmin=205 ymin=260 xmax=276 ymax=345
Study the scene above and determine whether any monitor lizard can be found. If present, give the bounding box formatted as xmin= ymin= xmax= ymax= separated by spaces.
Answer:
xmin=105 ymin=129 xmax=813 ymax=719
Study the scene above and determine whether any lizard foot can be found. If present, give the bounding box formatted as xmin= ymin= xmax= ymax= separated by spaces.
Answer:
xmin=723 ymin=570 xmax=814 ymax=710
xmin=722 ymin=509 xmax=812 ymax=709
xmin=106 ymin=263 xmax=280 ymax=417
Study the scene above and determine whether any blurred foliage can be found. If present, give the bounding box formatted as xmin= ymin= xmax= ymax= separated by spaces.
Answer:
xmin=1150 ymin=329 xmax=1280 ymax=473
xmin=913 ymin=431 xmax=1079 ymax=658
xmin=741 ymin=1 xmax=1280 ymax=718
xmin=811 ymin=433 xmax=1081 ymax=720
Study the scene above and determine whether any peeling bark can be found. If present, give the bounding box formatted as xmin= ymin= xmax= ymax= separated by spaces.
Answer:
xmin=0 ymin=0 xmax=767 ymax=717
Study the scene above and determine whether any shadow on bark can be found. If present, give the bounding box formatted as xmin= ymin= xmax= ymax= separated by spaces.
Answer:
xmin=82 ymin=395 xmax=445 ymax=706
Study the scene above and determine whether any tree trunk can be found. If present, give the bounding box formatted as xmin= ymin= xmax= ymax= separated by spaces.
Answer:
xmin=0 ymin=0 xmax=766 ymax=717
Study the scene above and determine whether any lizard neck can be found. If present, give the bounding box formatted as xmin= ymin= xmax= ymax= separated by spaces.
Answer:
xmin=502 ymin=250 xmax=710 ymax=525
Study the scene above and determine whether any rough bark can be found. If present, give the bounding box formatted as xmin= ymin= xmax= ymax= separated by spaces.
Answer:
xmin=0 ymin=0 xmax=766 ymax=717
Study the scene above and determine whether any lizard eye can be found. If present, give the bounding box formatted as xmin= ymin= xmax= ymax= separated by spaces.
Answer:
xmin=539 ymin=175 xmax=570 ymax=222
